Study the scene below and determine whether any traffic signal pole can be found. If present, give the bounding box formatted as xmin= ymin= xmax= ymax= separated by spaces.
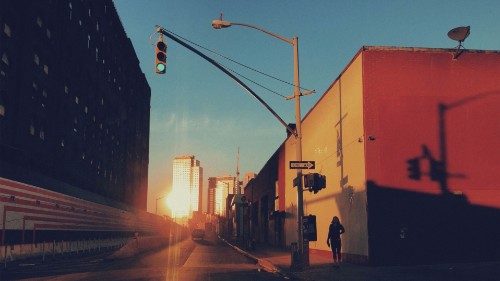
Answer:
xmin=292 ymin=36 xmax=308 ymax=268
xmin=155 ymin=26 xmax=296 ymax=138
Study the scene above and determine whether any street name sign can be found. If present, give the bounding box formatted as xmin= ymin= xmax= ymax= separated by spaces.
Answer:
xmin=289 ymin=161 xmax=315 ymax=169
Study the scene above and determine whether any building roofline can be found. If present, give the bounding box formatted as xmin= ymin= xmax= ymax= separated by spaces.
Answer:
xmin=302 ymin=45 xmax=500 ymax=124
xmin=362 ymin=45 xmax=500 ymax=54
xmin=258 ymin=45 xmax=500 ymax=175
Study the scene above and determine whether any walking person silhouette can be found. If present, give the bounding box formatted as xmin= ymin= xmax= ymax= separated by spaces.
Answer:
xmin=327 ymin=216 xmax=345 ymax=266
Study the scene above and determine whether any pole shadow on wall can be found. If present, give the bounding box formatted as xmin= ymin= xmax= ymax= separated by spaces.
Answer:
xmin=406 ymin=91 xmax=500 ymax=194
xmin=368 ymin=91 xmax=500 ymax=265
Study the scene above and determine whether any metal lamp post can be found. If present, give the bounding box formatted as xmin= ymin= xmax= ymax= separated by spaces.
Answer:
xmin=155 ymin=194 xmax=167 ymax=215
xmin=212 ymin=18 xmax=307 ymax=268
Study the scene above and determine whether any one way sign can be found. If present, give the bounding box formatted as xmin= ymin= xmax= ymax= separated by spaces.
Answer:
xmin=289 ymin=161 xmax=315 ymax=169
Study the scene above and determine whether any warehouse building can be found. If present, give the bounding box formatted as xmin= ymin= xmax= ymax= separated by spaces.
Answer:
xmin=248 ymin=46 xmax=500 ymax=264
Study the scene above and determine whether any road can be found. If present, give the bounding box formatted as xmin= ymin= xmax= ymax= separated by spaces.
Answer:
xmin=1 ymin=232 xmax=287 ymax=281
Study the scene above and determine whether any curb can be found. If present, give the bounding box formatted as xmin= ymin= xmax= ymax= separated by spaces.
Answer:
xmin=218 ymin=236 xmax=293 ymax=280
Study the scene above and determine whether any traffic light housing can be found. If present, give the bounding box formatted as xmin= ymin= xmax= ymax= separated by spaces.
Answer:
xmin=304 ymin=173 xmax=326 ymax=194
xmin=430 ymin=159 xmax=445 ymax=181
xmin=407 ymin=158 xmax=421 ymax=180
xmin=155 ymin=40 xmax=167 ymax=74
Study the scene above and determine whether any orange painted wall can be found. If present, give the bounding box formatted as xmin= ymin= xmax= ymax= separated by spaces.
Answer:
xmin=362 ymin=48 xmax=500 ymax=208
xmin=282 ymin=54 xmax=369 ymax=260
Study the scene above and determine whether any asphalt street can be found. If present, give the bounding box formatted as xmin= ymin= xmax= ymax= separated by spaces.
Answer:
xmin=1 ymin=232 xmax=287 ymax=281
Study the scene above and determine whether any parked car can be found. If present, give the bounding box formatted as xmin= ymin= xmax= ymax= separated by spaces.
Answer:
xmin=191 ymin=228 xmax=205 ymax=240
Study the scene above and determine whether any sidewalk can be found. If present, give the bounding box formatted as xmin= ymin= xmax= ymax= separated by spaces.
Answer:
xmin=221 ymin=238 xmax=500 ymax=281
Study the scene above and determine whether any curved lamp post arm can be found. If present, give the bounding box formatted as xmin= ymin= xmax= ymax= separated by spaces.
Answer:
xmin=155 ymin=26 xmax=296 ymax=137
xmin=229 ymin=22 xmax=294 ymax=45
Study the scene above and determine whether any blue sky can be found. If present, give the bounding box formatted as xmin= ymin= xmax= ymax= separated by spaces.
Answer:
xmin=113 ymin=0 xmax=500 ymax=212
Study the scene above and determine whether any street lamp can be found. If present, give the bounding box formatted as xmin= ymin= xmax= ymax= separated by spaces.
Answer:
xmin=212 ymin=16 xmax=308 ymax=268
xmin=155 ymin=194 xmax=167 ymax=215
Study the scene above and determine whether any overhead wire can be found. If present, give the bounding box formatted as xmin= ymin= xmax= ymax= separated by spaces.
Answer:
xmin=165 ymin=29 xmax=313 ymax=92
xmin=220 ymin=62 xmax=288 ymax=98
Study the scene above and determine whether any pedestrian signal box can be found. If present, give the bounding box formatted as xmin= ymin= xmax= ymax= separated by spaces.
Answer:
xmin=302 ymin=215 xmax=317 ymax=241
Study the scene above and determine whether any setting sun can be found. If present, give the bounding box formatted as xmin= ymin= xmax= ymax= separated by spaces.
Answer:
xmin=166 ymin=188 xmax=190 ymax=218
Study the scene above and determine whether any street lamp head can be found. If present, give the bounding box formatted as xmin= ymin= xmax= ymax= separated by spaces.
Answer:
xmin=212 ymin=19 xmax=232 ymax=29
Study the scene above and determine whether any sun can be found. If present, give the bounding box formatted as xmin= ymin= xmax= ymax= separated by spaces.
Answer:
xmin=166 ymin=188 xmax=190 ymax=218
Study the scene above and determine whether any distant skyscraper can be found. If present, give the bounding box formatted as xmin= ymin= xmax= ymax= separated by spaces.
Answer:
xmin=214 ymin=176 xmax=236 ymax=216
xmin=172 ymin=155 xmax=203 ymax=217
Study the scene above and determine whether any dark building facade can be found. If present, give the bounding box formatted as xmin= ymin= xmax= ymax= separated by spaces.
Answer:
xmin=207 ymin=177 xmax=216 ymax=215
xmin=0 ymin=0 xmax=150 ymax=209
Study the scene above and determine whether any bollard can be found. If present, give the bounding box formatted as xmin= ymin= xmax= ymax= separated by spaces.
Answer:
xmin=290 ymin=242 xmax=302 ymax=271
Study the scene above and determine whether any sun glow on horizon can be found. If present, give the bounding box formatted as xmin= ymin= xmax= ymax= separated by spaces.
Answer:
xmin=166 ymin=188 xmax=190 ymax=218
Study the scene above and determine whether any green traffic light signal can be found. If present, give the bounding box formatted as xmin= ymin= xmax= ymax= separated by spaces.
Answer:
xmin=156 ymin=63 xmax=166 ymax=73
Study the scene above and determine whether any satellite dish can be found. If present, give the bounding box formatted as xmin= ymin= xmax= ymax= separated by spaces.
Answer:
xmin=447 ymin=26 xmax=470 ymax=42
xmin=447 ymin=26 xmax=470 ymax=59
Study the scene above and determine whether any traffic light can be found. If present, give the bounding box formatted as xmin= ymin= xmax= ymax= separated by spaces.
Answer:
xmin=430 ymin=159 xmax=445 ymax=181
xmin=155 ymin=39 xmax=167 ymax=74
xmin=407 ymin=158 xmax=421 ymax=180
xmin=304 ymin=173 xmax=326 ymax=194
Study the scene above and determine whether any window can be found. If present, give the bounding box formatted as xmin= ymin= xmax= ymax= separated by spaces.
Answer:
xmin=1 ymin=53 xmax=9 ymax=66
xmin=69 ymin=2 xmax=73 ymax=20
xmin=29 ymin=122 xmax=35 ymax=135
xmin=36 ymin=16 xmax=43 ymax=27
xmin=43 ymin=64 xmax=49 ymax=75
xmin=34 ymin=54 xmax=40 ymax=65
xmin=46 ymin=29 xmax=51 ymax=39
xmin=87 ymin=35 xmax=90 ymax=48
xmin=79 ymin=20 xmax=82 ymax=26
xmin=3 ymin=23 xmax=11 ymax=37
xmin=96 ymin=21 xmax=99 ymax=31
xmin=75 ymin=96 xmax=79 ymax=104
xmin=95 ymin=47 xmax=98 ymax=61
xmin=84 ymin=106 xmax=88 ymax=113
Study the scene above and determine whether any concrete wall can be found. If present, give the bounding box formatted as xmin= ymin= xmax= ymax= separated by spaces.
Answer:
xmin=0 ymin=176 xmax=172 ymax=246
xmin=362 ymin=47 xmax=500 ymax=264
xmin=277 ymin=47 xmax=500 ymax=264
xmin=283 ymin=53 xmax=369 ymax=262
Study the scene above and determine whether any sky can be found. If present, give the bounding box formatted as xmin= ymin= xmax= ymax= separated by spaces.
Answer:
xmin=112 ymin=0 xmax=500 ymax=213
